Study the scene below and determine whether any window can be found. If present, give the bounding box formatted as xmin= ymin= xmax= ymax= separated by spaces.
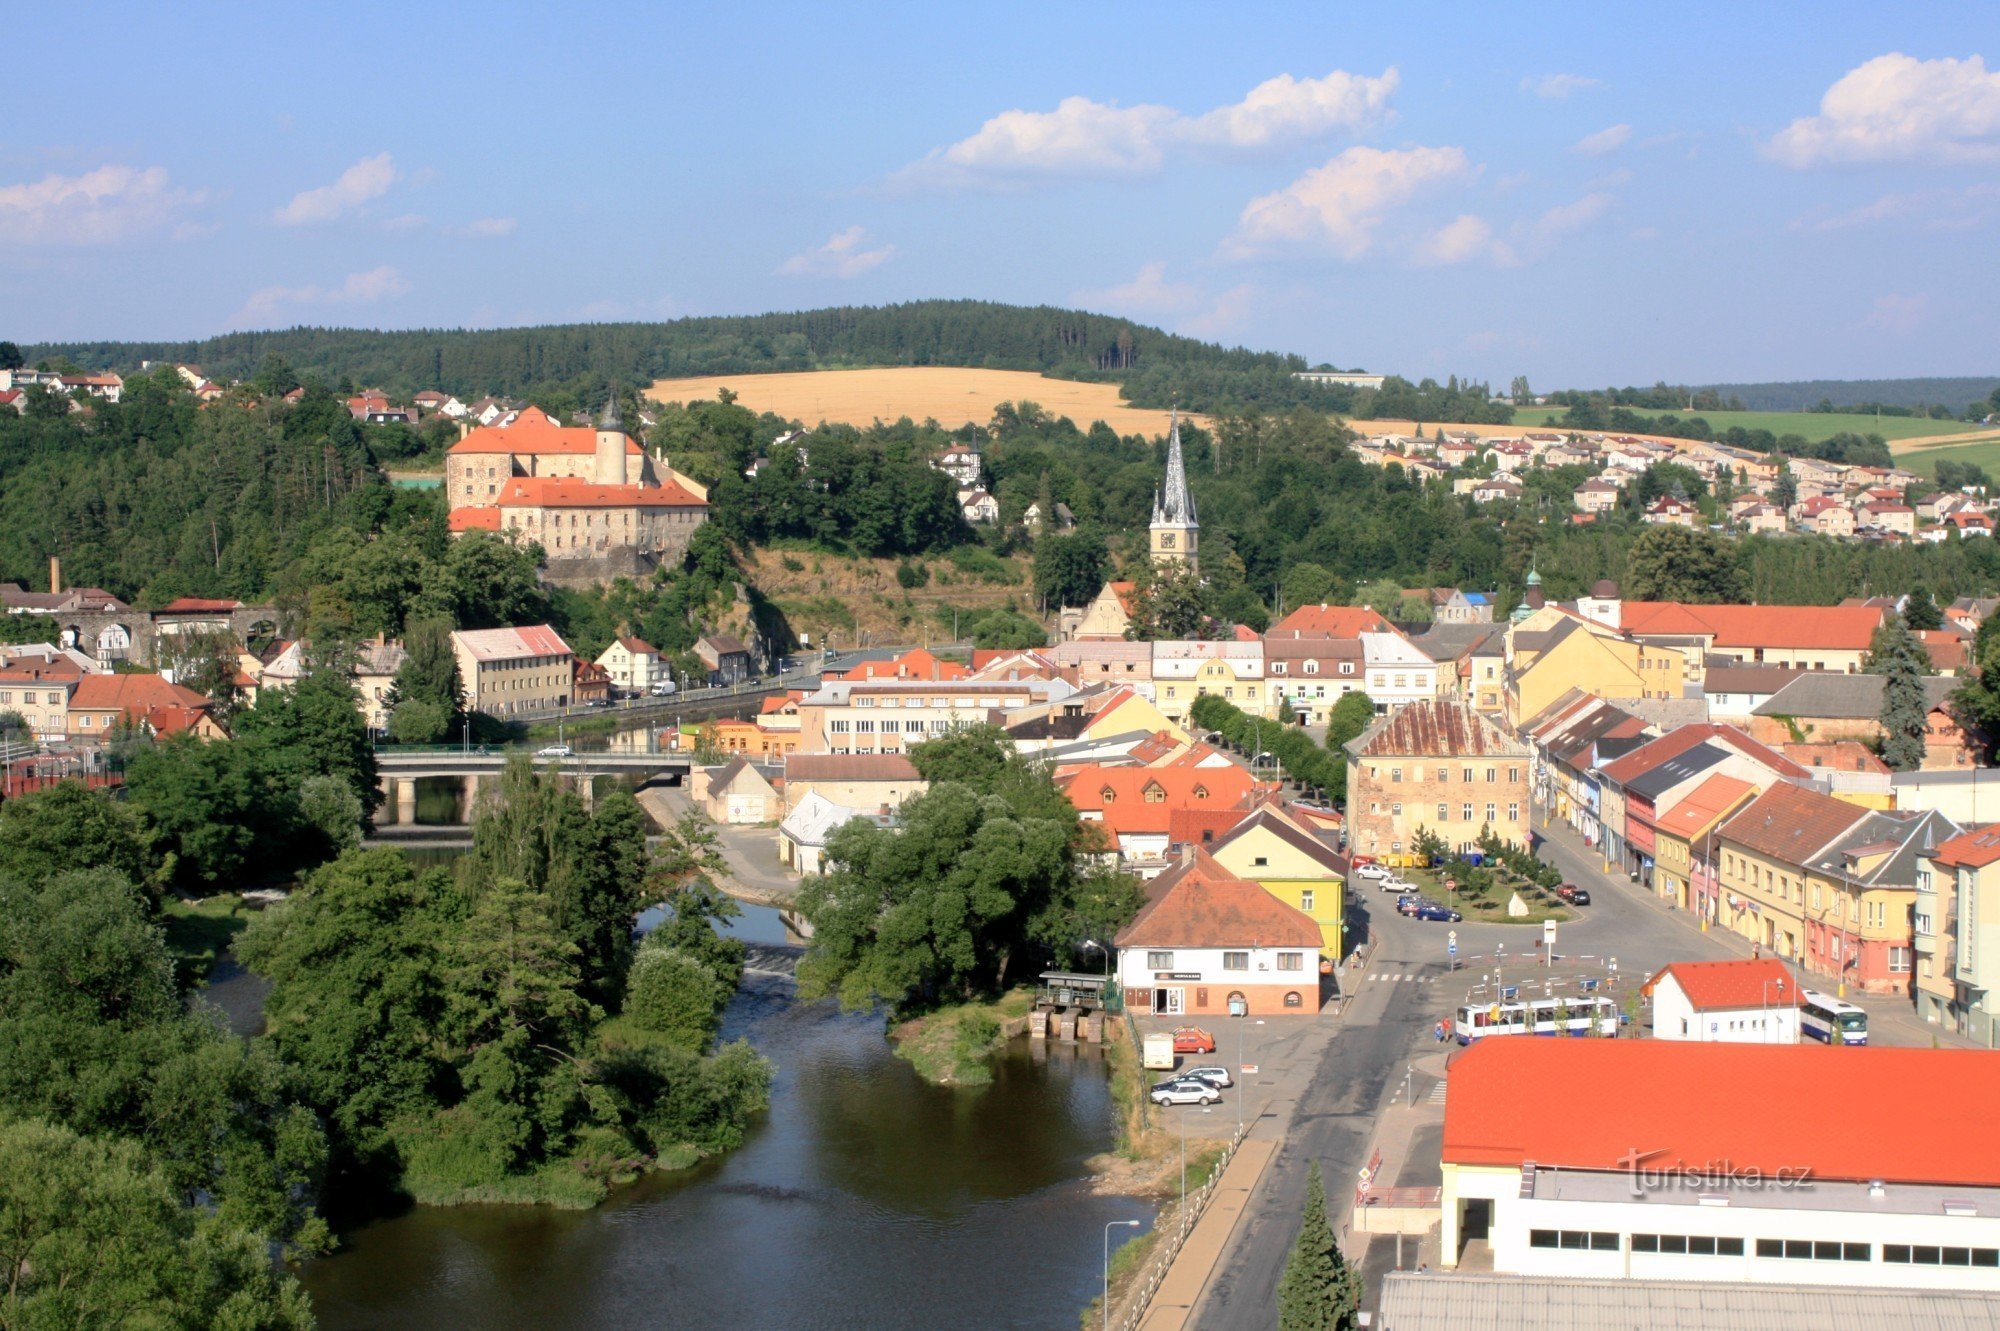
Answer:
xmin=1462 ymin=803 xmax=1473 ymax=821
xmin=1485 ymin=767 xmax=1497 ymax=783
xmin=1340 ymin=662 xmax=1355 ymax=675
xmin=1146 ymin=951 xmax=1173 ymax=969
xmin=1510 ymin=767 xmax=1522 ymax=783
xmin=1277 ymin=952 xmax=1305 ymax=971
xmin=1485 ymin=804 xmax=1496 ymax=823
xmin=1631 ymin=1234 xmax=1746 ymax=1257
xmin=1508 ymin=803 xmax=1520 ymax=822
xmin=1885 ymin=1245 xmax=2000 ymax=1267
xmin=1437 ymin=804 xmax=1448 ymax=821
xmin=1300 ymin=890 xmax=1315 ymax=913
xmin=1462 ymin=767 xmax=1473 ymax=783
xmin=1391 ymin=768 xmax=1403 ymax=783
xmin=1529 ymin=1230 xmax=1618 ymax=1252
xmin=1889 ymin=946 xmax=1912 ymax=973
xmin=831 ymin=720 xmax=851 ymax=733
xmin=1223 ymin=952 xmax=1249 ymax=971
xmin=1391 ymin=803 xmax=1402 ymax=817
xmin=1755 ymin=1239 xmax=1870 ymax=1262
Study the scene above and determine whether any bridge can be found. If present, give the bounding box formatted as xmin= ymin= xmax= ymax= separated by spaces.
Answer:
xmin=374 ymin=748 xmax=693 ymax=778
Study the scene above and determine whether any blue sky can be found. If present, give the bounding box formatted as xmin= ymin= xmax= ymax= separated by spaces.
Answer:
xmin=4 ymin=1 xmax=1998 ymax=388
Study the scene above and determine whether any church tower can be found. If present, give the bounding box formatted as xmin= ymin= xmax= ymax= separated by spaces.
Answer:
xmin=1149 ymin=411 xmax=1199 ymax=573
xmin=593 ymin=393 xmax=629 ymax=486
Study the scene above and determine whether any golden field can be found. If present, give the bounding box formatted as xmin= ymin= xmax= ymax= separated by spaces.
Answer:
xmin=646 ymin=367 xmax=1204 ymax=436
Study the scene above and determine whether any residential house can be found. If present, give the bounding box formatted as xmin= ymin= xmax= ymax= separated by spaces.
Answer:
xmin=1207 ymin=805 xmax=1347 ymax=961
xmin=1645 ymin=958 xmax=1802 ymax=1043
xmin=0 ymin=658 xmax=84 ymax=741
xmin=1622 ymin=600 xmax=1888 ymax=673
xmin=1504 ymin=610 xmax=1687 ymax=728
xmin=1022 ymin=500 xmax=1076 ymax=533
xmin=1267 ymin=604 xmax=1393 ymax=638
xmin=957 ymin=488 xmax=1000 ymax=524
xmin=689 ymin=757 xmax=782 ymax=824
xmin=695 ymin=634 xmax=754 ymax=685
xmin=1643 ymin=494 xmax=1700 ymax=526
xmin=1859 ymin=501 xmax=1916 ymax=537
xmin=780 ymin=752 xmax=926 ymax=817
xmin=1150 ymin=640 xmax=1265 ymax=723
xmin=597 ymin=636 xmax=664 ymax=694
xmin=451 ymin=624 xmax=575 ymax=716
xmin=66 ymin=672 xmax=223 ymax=742
xmin=1700 ymin=663 xmax=1806 ymax=720
xmin=354 ymin=636 xmax=405 ymax=732
xmin=1344 ymin=698 xmax=1531 ymax=857
xmin=1795 ymin=496 xmax=1858 ymax=537
xmin=1434 ymin=591 xmax=1495 ymax=625
xmin=1360 ymin=632 xmax=1442 ymax=714
xmin=1919 ymin=828 xmax=2000 ymax=1043
xmin=1049 ymin=638 xmax=1153 ymax=687
xmin=1651 ymin=773 xmax=1760 ymax=917
xmin=1750 ymin=674 xmax=1974 ymax=769
xmin=572 ymin=661 xmax=613 ymax=705
xmin=932 ymin=446 xmax=983 ymax=487
xmin=1261 ymin=634 xmax=1364 ymax=725
xmin=778 ymin=790 xmax=895 ymax=875
xmin=1113 ymin=849 xmax=1324 ymax=1017
xmin=1061 ymin=763 xmax=1266 ymax=868
xmin=1471 ymin=474 xmax=1524 ymax=504
xmin=1596 ymin=723 xmax=1808 ymax=882
xmin=1736 ymin=502 xmax=1787 ymax=534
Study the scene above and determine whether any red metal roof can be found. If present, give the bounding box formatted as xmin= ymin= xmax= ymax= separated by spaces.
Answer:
xmin=1654 ymin=773 xmax=1759 ymax=841
xmin=1444 ymin=1039 xmax=2000 ymax=1187
xmin=1621 ymin=601 xmax=1886 ymax=651
xmin=1643 ymin=958 xmax=1798 ymax=1011
xmin=1349 ymin=698 xmax=1525 ymax=759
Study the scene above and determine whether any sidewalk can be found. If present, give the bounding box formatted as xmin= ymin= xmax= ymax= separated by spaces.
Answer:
xmin=1136 ymin=1138 xmax=1276 ymax=1331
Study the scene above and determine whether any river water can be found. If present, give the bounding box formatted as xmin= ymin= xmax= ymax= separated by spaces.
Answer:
xmin=296 ymin=903 xmax=1152 ymax=1329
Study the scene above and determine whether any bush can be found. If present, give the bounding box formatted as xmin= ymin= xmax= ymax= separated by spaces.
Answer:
xmin=895 ymin=560 xmax=930 ymax=589
xmin=625 ymin=946 xmax=727 ymax=1051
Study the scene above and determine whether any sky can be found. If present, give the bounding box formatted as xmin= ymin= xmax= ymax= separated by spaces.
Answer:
xmin=4 ymin=1 xmax=1999 ymax=388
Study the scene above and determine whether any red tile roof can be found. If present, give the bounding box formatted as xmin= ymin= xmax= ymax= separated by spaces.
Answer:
xmin=448 ymin=505 xmax=502 ymax=532
xmin=1780 ymin=741 xmax=1891 ymax=775
xmin=1268 ymin=604 xmax=1392 ymax=638
xmin=1643 ymin=958 xmax=1799 ymax=1011
xmin=70 ymin=672 xmax=209 ymax=714
xmin=1444 ymin=1039 xmax=2000 ymax=1186
xmin=448 ymin=405 xmax=642 ymax=457
xmin=835 ymin=648 xmax=967 ymax=682
xmin=1716 ymin=781 xmax=1869 ymax=863
xmin=1598 ymin=724 xmax=1807 ymax=785
xmin=1113 ymin=850 xmax=1321 ymax=948
xmin=616 ymin=636 xmax=658 ymax=654
xmin=1621 ymin=601 xmax=1885 ymax=651
xmin=1168 ymin=807 xmax=1253 ymax=846
xmin=1931 ymin=827 xmax=2000 ymax=870
xmin=157 ymin=596 xmax=242 ymax=613
xmin=496 ymin=476 xmax=706 ymax=509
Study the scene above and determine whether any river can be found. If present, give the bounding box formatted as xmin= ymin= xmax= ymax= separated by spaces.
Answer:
xmin=295 ymin=903 xmax=1153 ymax=1329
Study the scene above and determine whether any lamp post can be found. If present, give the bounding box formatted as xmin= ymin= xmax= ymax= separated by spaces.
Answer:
xmin=1104 ymin=1218 xmax=1141 ymax=1331
xmin=1763 ymin=976 xmax=1788 ymax=1044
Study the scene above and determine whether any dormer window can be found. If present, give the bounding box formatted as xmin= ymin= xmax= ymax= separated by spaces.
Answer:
xmin=1193 ymin=784 xmax=1209 ymax=800
xmin=1101 ymin=786 xmax=1116 ymax=803
xmin=1144 ymin=782 xmax=1166 ymax=803
xmin=1304 ymin=660 xmax=1319 ymax=675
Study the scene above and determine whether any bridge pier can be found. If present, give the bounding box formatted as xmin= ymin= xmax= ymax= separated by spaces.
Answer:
xmin=577 ymin=773 xmax=596 ymax=812
xmin=395 ymin=778 xmax=417 ymax=825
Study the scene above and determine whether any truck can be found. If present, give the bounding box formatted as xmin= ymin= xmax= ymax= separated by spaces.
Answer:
xmin=1142 ymin=1032 xmax=1176 ymax=1071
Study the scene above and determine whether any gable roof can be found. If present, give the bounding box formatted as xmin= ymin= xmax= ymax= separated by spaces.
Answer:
xmin=1654 ymin=773 xmax=1759 ymax=844
xmin=448 ymin=405 xmax=642 ymax=457
xmin=1754 ymin=672 xmax=1959 ymax=720
xmin=1716 ymin=781 xmax=1870 ymax=864
xmin=1621 ymin=602 xmax=1886 ymax=651
xmin=1644 ymin=958 xmax=1799 ymax=1011
xmin=69 ymin=672 xmax=209 ymax=714
xmin=1932 ymin=826 xmax=2000 ymax=870
xmin=1443 ymin=1039 xmax=2000 ymax=1187
xmin=1346 ymin=698 xmax=1528 ymax=760
xmin=784 ymin=753 xmax=921 ymax=782
xmin=448 ymin=505 xmax=502 ymax=532
xmin=1597 ymin=723 xmax=1808 ymax=785
xmin=452 ymin=624 xmax=572 ymax=661
xmin=1112 ymin=849 xmax=1321 ymax=949
xmin=1208 ymin=805 xmax=1346 ymax=875
xmin=1267 ymin=604 xmax=1391 ymax=638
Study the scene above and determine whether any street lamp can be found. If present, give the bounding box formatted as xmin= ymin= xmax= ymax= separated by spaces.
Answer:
xmin=1763 ymin=976 xmax=1788 ymax=1044
xmin=1103 ymin=1219 xmax=1141 ymax=1331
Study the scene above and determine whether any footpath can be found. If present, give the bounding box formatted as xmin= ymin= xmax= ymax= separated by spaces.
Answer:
xmin=1135 ymin=1138 xmax=1276 ymax=1331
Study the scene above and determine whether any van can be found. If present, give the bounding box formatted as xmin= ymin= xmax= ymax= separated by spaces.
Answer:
xmin=649 ymin=680 xmax=678 ymax=697
xmin=1142 ymin=1032 xmax=1176 ymax=1071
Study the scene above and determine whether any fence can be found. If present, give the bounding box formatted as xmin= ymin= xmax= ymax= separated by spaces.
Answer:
xmin=1109 ymin=1116 xmax=1253 ymax=1331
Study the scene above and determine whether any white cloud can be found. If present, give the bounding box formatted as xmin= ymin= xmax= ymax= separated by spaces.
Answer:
xmin=1864 ymin=292 xmax=1929 ymax=335
xmin=897 ymin=67 xmax=1396 ymax=188
xmin=1790 ymin=184 xmax=2000 ymax=233
xmin=1572 ymin=123 xmax=1632 ymax=156
xmin=1075 ymin=260 xmax=1203 ymax=314
xmin=1521 ymin=73 xmax=1601 ymax=100
xmin=232 ymin=265 xmax=411 ymax=326
xmin=1179 ymin=285 xmax=1258 ymax=339
xmin=1413 ymin=214 xmax=1513 ymax=266
xmin=448 ymin=216 xmax=517 ymax=238
xmin=1529 ymin=191 xmax=1615 ymax=239
xmin=1768 ymin=53 xmax=2000 ymax=167
xmin=0 ymin=164 xmax=205 ymax=245
xmin=274 ymin=152 xmax=397 ymax=225
xmin=1225 ymin=145 xmax=1472 ymax=259
xmin=776 ymin=226 xmax=896 ymax=278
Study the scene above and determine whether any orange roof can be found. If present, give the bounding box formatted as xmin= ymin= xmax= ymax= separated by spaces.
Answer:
xmin=158 ymin=596 xmax=242 ymax=613
xmin=1654 ymin=773 xmax=1759 ymax=842
xmin=1621 ymin=601 xmax=1885 ymax=651
xmin=1062 ymin=764 xmax=1265 ymax=836
xmin=1716 ymin=781 xmax=1869 ymax=863
xmin=1932 ymin=826 xmax=2000 ymax=870
xmin=1917 ymin=629 xmax=1968 ymax=673
xmin=1780 ymin=741 xmax=1891 ymax=775
xmin=70 ymin=672 xmax=209 ymax=714
xmin=497 ymin=476 xmax=706 ymax=508
xmin=448 ymin=405 xmax=642 ymax=457
xmin=1598 ymin=724 xmax=1807 ymax=785
xmin=1444 ymin=1039 xmax=2000 ymax=1187
xmin=142 ymin=703 xmax=214 ymax=737
xmin=1113 ymin=849 xmax=1321 ymax=949
xmin=1643 ymin=958 xmax=1798 ymax=1011
xmin=1168 ymin=807 xmax=1252 ymax=846
xmin=1268 ymin=604 xmax=1392 ymax=638
xmin=835 ymin=648 xmax=967 ymax=683
xmin=448 ymin=506 xmax=502 ymax=532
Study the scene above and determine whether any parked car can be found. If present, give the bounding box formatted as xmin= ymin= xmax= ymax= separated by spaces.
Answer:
xmin=1557 ymin=884 xmax=1592 ymax=906
xmin=1413 ymin=903 xmax=1463 ymax=922
xmin=1171 ymin=1026 xmax=1217 ymax=1054
xmin=1354 ymin=864 xmax=1390 ymax=881
xmin=1149 ymin=1078 xmax=1222 ymax=1107
xmin=1396 ymin=895 xmax=1430 ymax=916
xmin=535 ymin=744 xmax=573 ymax=758
xmin=1181 ymin=1066 xmax=1233 ymax=1088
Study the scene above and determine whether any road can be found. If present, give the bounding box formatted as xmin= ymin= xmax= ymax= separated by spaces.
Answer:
xmin=1188 ymin=809 xmax=1962 ymax=1328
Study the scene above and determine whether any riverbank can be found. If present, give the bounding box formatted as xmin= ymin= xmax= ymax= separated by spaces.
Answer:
xmin=889 ymin=988 xmax=1037 ymax=1085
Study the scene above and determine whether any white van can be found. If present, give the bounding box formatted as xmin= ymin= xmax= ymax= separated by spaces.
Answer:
xmin=649 ymin=680 xmax=678 ymax=697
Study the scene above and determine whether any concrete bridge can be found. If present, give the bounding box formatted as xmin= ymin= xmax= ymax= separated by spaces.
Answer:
xmin=373 ymin=747 xmax=691 ymax=822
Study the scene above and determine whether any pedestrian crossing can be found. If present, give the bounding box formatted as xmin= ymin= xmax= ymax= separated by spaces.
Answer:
xmin=1366 ymin=969 xmax=1438 ymax=983
xmin=1427 ymin=1079 xmax=1448 ymax=1105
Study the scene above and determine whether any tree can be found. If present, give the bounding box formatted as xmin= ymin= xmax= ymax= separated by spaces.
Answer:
xmin=124 ymin=737 xmax=262 ymax=894
xmin=1032 ymin=531 xmax=1109 ymax=610
xmin=253 ymin=352 xmax=300 ymax=397
xmin=235 ymin=665 xmax=382 ymax=820
xmin=1326 ymin=692 xmax=1377 ymax=751
xmin=1126 ymin=561 xmax=1212 ymax=640
xmin=1624 ymin=525 xmax=1747 ymax=603
xmin=1954 ymin=615 xmax=2000 ymax=757
xmin=1904 ymin=587 xmax=1943 ymax=632
xmin=388 ymin=616 xmax=463 ymax=742
xmin=907 ymin=724 xmax=1013 ymax=786
xmin=1276 ymin=1161 xmax=1362 ymax=1331
xmin=0 ymin=1117 xmax=314 ymax=1330
xmin=0 ymin=340 xmax=23 ymax=371
xmin=968 ymin=608 xmax=1049 ymax=649
xmin=1770 ymin=461 xmax=1798 ymax=511
xmin=1280 ymin=562 xmax=1338 ymax=612
xmin=1865 ymin=618 xmax=1933 ymax=771
xmin=0 ymin=780 xmax=152 ymax=892
xmin=1508 ymin=375 xmax=1532 ymax=403
xmin=624 ymin=942 xmax=728 ymax=1051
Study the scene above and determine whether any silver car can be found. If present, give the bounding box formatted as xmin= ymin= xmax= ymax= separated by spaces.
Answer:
xmin=1181 ymin=1065 xmax=1233 ymax=1089
xmin=1149 ymin=1078 xmax=1221 ymax=1107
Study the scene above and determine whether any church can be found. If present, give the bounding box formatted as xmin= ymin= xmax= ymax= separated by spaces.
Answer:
xmin=1062 ymin=412 xmax=1198 ymax=640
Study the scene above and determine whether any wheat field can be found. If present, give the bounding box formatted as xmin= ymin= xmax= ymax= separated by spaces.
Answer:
xmin=646 ymin=367 xmax=1204 ymax=437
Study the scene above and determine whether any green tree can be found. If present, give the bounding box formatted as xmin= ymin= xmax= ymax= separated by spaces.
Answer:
xmin=1126 ymin=561 xmax=1212 ymax=640
xmin=1276 ymin=1161 xmax=1363 ymax=1331
xmin=124 ymin=737 xmax=262 ymax=894
xmin=1281 ymin=562 xmax=1338 ymax=612
xmin=235 ymin=666 xmax=382 ymax=820
xmin=0 ymin=1117 xmax=314 ymax=1330
xmin=1865 ymin=617 xmax=1933 ymax=771
xmin=0 ymin=340 xmax=22 ymax=371
xmin=1032 ymin=531 xmax=1109 ymax=610
xmin=1624 ymin=524 xmax=1748 ymax=603
xmin=387 ymin=616 xmax=463 ymax=742
xmin=1326 ymin=692 xmax=1377 ymax=751
xmin=624 ymin=942 xmax=728 ymax=1051
xmin=1903 ymin=587 xmax=1943 ymax=632
xmin=1953 ymin=615 xmax=2000 ymax=757
xmin=0 ymin=780 xmax=152 ymax=893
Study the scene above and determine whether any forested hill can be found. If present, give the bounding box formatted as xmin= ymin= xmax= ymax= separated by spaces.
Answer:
xmin=1694 ymin=375 xmax=2000 ymax=413
xmin=26 ymin=300 xmax=1372 ymax=416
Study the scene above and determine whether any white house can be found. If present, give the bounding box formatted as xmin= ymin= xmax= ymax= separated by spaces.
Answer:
xmin=957 ymin=487 xmax=1000 ymax=524
xmin=1443 ymin=1040 xmax=2000 ymax=1291
xmin=777 ymin=789 xmax=893 ymax=875
xmin=1645 ymin=958 xmax=1800 ymax=1043
xmin=1112 ymin=849 xmax=1323 ymax=1017
xmin=1360 ymin=632 xmax=1441 ymax=713
xmin=597 ymin=636 xmax=663 ymax=694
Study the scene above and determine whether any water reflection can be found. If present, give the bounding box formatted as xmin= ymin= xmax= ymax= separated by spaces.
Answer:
xmin=299 ymin=903 xmax=1150 ymax=1330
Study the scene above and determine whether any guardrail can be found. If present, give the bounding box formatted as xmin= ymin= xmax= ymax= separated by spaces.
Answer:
xmin=1110 ymin=1118 xmax=1253 ymax=1331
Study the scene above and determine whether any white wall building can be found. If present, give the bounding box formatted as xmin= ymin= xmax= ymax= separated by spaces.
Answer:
xmin=1360 ymin=632 xmax=1442 ymax=713
xmin=1645 ymin=959 xmax=1801 ymax=1043
xmin=1443 ymin=1040 xmax=2000 ymax=1292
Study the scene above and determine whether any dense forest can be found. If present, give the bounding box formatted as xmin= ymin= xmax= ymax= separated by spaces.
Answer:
xmin=1695 ymin=375 xmax=2000 ymax=414
xmin=20 ymin=300 xmax=1506 ymax=421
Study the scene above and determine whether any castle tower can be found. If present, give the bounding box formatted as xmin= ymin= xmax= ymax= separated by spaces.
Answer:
xmin=593 ymin=394 xmax=628 ymax=486
xmin=1150 ymin=410 xmax=1199 ymax=573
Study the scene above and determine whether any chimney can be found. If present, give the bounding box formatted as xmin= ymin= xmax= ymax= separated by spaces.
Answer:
xmin=48 ymin=556 xmax=60 ymax=596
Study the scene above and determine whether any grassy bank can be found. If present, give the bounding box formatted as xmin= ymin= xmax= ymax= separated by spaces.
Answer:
xmin=1077 ymin=1141 xmax=1228 ymax=1328
xmin=161 ymin=893 xmax=252 ymax=986
xmin=1105 ymin=1018 xmax=1163 ymax=1159
xmin=890 ymin=988 xmax=1037 ymax=1086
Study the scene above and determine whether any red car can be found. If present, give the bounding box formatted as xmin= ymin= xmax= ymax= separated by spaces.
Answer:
xmin=1172 ymin=1026 xmax=1217 ymax=1054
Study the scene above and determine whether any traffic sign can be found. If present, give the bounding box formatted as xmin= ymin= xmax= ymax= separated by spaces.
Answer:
xmin=1448 ymin=941 xmax=1458 ymax=957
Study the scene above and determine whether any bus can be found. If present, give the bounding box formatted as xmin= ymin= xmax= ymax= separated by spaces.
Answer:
xmin=1798 ymin=990 xmax=1868 ymax=1045
xmin=1454 ymin=995 xmax=1621 ymax=1043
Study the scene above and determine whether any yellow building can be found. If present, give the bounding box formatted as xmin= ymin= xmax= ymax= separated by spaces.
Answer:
xmin=1504 ymin=610 xmax=1686 ymax=728
xmin=1208 ymin=806 xmax=1346 ymax=960
xmin=1152 ymin=643 xmax=1267 ymax=723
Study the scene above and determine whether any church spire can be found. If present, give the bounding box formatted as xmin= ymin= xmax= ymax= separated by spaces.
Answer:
xmin=1152 ymin=409 xmax=1197 ymax=528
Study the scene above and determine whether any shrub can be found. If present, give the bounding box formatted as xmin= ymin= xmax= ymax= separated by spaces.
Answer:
xmin=625 ymin=946 xmax=727 ymax=1051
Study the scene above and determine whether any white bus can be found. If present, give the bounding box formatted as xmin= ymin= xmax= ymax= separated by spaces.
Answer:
xmin=1798 ymin=989 xmax=1868 ymax=1045
xmin=1454 ymin=995 xmax=1621 ymax=1044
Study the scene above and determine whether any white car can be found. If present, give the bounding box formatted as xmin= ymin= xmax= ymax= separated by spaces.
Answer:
xmin=1354 ymin=864 xmax=1390 ymax=881
xmin=535 ymin=744 xmax=573 ymax=758
xmin=1149 ymin=1078 xmax=1221 ymax=1107
xmin=1380 ymin=877 xmax=1411 ymax=893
